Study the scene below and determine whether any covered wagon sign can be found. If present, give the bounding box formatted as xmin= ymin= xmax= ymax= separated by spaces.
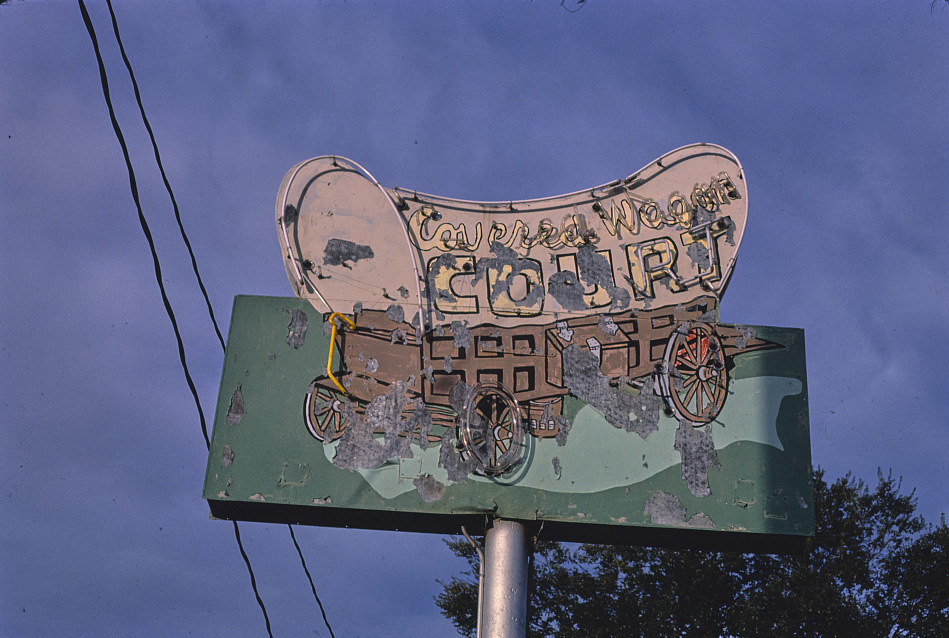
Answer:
xmin=204 ymin=144 xmax=812 ymax=550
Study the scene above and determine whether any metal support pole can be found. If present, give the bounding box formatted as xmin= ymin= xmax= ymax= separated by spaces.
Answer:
xmin=482 ymin=518 xmax=529 ymax=637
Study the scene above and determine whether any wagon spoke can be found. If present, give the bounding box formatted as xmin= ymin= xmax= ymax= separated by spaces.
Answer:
xmin=696 ymin=377 xmax=706 ymax=415
xmin=690 ymin=334 xmax=703 ymax=363
xmin=681 ymin=373 xmax=699 ymax=391
xmin=695 ymin=381 xmax=713 ymax=416
xmin=678 ymin=358 xmax=698 ymax=373
xmin=697 ymin=337 xmax=711 ymax=365
xmin=679 ymin=339 xmax=698 ymax=366
xmin=683 ymin=380 xmax=699 ymax=411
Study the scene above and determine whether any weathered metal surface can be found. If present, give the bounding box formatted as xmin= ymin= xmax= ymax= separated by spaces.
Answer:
xmin=205 ymin=145 xmax=812 ymax=549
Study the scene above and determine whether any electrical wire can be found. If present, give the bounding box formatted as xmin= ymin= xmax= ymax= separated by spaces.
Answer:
xmin=289 ymin=525 xmax=337 ymax=638
xmin=95 ymin=4 xmax=340 ymax=634
xmin=103 ymin=0 xmax=225 ymax=352
xmin=78 ymin=3 xmax=289 ymax=637
xmin=231 ymin=520 xmax=274 ymax=636
xmin=87 ymin=5 xmax=333 ymax=636
xmin=77 ymin=0 xmax=212 ymax=450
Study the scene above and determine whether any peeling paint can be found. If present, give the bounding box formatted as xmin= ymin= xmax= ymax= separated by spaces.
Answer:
xmin=551 ymin=247 xmax=631 ymax=312
xmin=438 ymin=427 xmax=475 ymax=483
xmin=426 ymin=253 xmax=459 ymax=305
xmin=699 ymin=308 xmax=717 ymax=323
xmin=386 ymin=303 xmax=405 ymax=324
xmin=333 ymin=384 xmax=409 ymax=469
xmin=331 ymin=402 xmax=385 ymax=470
xmin=644 ymin=492 xmax=716 ymax=528
xmin=413 ymin=475 xmax=446 ymax=502
xmin=433 ymin=382 xmax=480 ymax=482
xmin=576 ymin=243 xmax=631 ymax=311
xmin=692 ymin=205 xmax=717 ymax=227
xmin=723 ymin=217 xmax=737 ymax=246
xmin=331 ymin=384 xmax=438 ymax=471
xmin=473 ymin=241 xmax=546 ymax=308
xmin=450 ymin=320 xmax=472 ymax=350
xmin=404 ymin=398 xmax=434 ymax=451
xmin=447 ymin=380 xmax=473 ymax=414
xmin=225 ymin=149 xmax=814 ymax=541
xmin=561 ymin=344 xmax=660 ymax=438
xmin=555 ymin=415 xmax=572 ymax=446
xmin=556 ymin=320 xmax=574 ymax=342
xmin=322 ymin=238 xmax=374 ymax=267
xmin=548 ymin=270 xmax=586 ymax=310
xmin=283 ymin=307 xmax=308 ymax=348
xmin=674 ymin=422 xmax=721 ymax=498
xmin=226 ymin=384 xmax=245 ymax=425
xmin=735 ymin=326 xmax=757 ymax=350
xmin=598 ymin=315 xmax=619 ymax=336
xmin=420 ymin=365 xmax=434 ymax=385
xmin=686 ymin=241 xmax=712 ymax=272
xmin=409 ymin=311 xmax=423 ymax=343
xmin=221 ymin=444 xmax=234 ymax=467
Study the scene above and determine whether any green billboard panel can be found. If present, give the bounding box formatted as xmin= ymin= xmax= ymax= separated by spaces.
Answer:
xmin=204 ymin=294 xmax=811 ymax=551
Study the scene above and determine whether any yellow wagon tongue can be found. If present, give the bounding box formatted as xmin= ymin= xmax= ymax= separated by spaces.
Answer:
xmin=276 ymin=143 xmax=748 ymax=329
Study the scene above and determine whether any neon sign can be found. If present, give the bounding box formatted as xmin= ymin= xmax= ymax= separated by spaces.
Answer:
xmin=204 ymin=144 xmax=811 ymax=550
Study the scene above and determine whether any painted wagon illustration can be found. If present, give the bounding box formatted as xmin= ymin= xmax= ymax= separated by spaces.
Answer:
xmin=279 ymin=144 xmax=767 ymax=476
xmin=304 ymin=296 xmax=775 ymax=473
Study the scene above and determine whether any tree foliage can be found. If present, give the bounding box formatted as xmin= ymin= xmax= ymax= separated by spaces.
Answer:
xmin=436 ymin=469 xmax=948 ymax=637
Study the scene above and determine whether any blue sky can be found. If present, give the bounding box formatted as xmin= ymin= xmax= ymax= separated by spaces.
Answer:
xmin=2 ymin=1 xmax=947 ymax=636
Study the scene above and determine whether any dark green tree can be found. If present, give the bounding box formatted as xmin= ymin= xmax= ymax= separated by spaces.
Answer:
xmin=436 ymin=469 xmax=947 ymax=637
xmin=884 ymin=516 xmax=949 ymax=637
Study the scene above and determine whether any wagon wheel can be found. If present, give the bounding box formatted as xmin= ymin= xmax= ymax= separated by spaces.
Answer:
xmin=459 ymin=383 xmax=524 ymax=477
xmin=304 ymin=381 xmax=347 ymax=441
xmin=660 ymin=323 xmax=728 ymax=425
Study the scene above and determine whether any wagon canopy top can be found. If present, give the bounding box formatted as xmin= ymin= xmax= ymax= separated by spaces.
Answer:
xmin=276 ymin=143 xmax=748 ymax=328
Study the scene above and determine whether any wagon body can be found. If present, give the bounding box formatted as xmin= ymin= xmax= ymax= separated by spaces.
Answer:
xmin=307 ymin=294 xmax=776 ymax=443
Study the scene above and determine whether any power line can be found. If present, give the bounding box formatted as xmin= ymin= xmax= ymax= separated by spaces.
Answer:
xmin=76 ymin=0 xmax=212 ymax=450
xmin=79 ymin=0 xmax=335 ymax=638
xmin=103 ymin=0 xmax=226 ymax=351
xmin=98 ymin=3 xmax=338 ymax=635
xmin=290 ymin=525 xmax=337 ymax=638
xmin=77 ymin=1 xmax=275 ymax=634
xmin=232 ymin=520 xmax=274 ymax=636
